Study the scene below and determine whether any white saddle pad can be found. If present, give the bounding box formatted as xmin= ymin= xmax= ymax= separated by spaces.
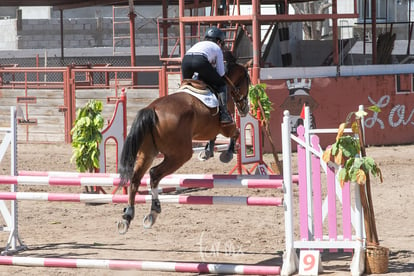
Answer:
xmin=178 ymin=88 xmax=219 ymax=108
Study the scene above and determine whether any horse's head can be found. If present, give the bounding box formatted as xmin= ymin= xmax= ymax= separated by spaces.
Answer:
xmin=224 ymin=52 xmax=250 ymax=117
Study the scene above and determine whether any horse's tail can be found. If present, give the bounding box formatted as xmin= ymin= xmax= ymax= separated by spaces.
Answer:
xmin=119 ymin=108 xmax=158 ymax=186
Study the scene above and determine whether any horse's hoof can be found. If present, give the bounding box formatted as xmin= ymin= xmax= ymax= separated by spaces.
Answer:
xmin=143 ymin=214 xmax=155 ymax=229
xmin=219 ymin=151 xmax=233 ymax=163
xmin=143 ymin=211 xmax=159 ymax=229
xmin=198 ymin=150 xmax=213 ymax=161
xmin=117 ymin=219 xmax=129 ymax=235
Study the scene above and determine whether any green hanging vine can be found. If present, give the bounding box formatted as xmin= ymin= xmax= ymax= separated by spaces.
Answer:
xmin=248 ymin=83 xmax=281 ymax=174
xmin=248 ymin=83 xmax=273 ymax=121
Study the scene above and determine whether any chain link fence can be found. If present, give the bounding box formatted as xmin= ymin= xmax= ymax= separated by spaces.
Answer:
xmin=0 ymin=55 xmax=160 ymax=85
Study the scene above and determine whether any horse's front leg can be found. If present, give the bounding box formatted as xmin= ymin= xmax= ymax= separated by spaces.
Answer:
xmin=220 ymin=129 xmax=239 ymax=163
xmin=219 ymin=137 xmax=235 ymax=163
xmin=198 ymin=139 xmax=215 ymax=161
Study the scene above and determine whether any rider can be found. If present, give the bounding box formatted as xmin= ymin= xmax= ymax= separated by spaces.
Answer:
xmin=181 ymin=26 xmax=233 ymax=124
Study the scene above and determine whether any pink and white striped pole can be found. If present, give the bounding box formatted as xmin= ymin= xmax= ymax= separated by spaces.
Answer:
xmin=0 ymin=174 xmax=298 ymax=189
xmin=0 ymin=256 xmax=281 ymax=275
xmin=0 ymin=192 xmax=283 ymax=206
xmin=18 ymin=171 xmax=294 ymax=181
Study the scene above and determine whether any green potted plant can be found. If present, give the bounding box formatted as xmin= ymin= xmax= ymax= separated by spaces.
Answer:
xmin=322 ymin=105 xmax=389 ymax=274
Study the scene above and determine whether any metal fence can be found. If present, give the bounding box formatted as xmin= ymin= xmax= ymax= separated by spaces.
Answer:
xmin=0 ymin=55 xmax=135 ymax=84
xmin=0 ymin=64 xmax=169 ymax=143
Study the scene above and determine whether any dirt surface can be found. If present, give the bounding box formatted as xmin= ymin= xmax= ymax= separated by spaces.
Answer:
xmin=0 ymin=142 xmax=413 ymax=276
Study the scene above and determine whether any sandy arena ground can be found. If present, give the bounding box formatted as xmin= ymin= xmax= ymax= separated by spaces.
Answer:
xmin=0 ymin=142 xmax=413 ymax=276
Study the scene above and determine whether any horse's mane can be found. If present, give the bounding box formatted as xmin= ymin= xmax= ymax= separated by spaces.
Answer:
xmin=223 ymin=50 xmax=237 ymax=65
xmin=223 ymin=50 xmax=250 ymax=85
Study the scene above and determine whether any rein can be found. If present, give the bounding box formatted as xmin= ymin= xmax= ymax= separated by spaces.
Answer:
xmin=224 ymin=75 xmax=237 ymax=91
xmin=224 ymin=70 xmax=247 ymax=104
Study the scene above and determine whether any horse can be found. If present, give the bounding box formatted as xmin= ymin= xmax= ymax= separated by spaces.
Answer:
xmin=117 ymin=53 xmax=250 ymax=234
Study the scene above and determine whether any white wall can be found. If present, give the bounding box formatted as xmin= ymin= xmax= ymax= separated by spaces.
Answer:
xmin=20 ymin=7 xmax=51 ymax=19
xmin=0 ymin=19 xmax=18 ymax=50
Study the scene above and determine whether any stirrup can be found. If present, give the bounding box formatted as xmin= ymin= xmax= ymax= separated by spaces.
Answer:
xmin=220 ymin=112 xmax=233 ymax=124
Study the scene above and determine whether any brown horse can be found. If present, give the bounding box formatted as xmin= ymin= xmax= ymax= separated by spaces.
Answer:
xmin=117 ymin=54 xmax=250 ymax=234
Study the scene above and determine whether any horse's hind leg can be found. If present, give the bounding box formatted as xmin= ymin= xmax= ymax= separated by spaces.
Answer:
xmin=118 ymin=151 xmax=155 ymax=234
xmin=142 ymin=183 xmax=161 ymax=229
xmin=142 ymin=150 xmax=193 ymax=228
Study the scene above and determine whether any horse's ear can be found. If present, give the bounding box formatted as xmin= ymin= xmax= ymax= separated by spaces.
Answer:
xmin=244 ymin=59 xmax=253 ymax=68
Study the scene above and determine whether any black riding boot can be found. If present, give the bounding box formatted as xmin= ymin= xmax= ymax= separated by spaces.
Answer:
xmin=217 ymin=87 xmax=233 ymax=124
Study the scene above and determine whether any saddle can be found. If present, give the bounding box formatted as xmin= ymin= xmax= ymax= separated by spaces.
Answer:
xmin=177 ymin=79 xmax=219 ymax=113
xmin=179 ymin=79 xmax=215 ymax=95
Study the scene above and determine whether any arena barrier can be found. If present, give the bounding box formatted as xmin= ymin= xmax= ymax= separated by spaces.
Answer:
xmin=281 ymin=106 xmax=365 ymax=276
xmin=0 ymin=256 xmax=281 ymax=275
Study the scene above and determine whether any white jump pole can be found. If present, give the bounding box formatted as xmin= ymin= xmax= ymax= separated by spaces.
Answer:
xmin=281 ymin=110 xmax=298 ymax=275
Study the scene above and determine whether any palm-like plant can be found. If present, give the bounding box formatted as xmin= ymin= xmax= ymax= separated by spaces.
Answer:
xmin=322 ymin=105 xmax=383 ymax=246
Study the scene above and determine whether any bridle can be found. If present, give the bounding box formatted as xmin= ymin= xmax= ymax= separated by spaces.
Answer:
xmin=224 ymin=64 xmax=250 ymax=106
